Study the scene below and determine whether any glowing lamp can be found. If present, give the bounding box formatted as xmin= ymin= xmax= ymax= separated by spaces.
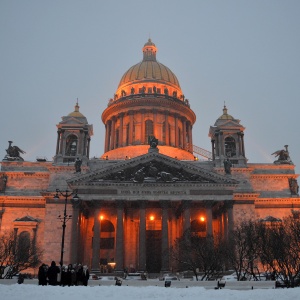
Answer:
xmin=200 ymin=216 xmax=205 ymax=222
xmin=149 ymin=215 xmax=155 ymax=221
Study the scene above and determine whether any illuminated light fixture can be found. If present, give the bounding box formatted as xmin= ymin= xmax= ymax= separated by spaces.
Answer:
xmin=100 ymin=215 xmax=104 ymax=221
xmin=200 ymin=216 xmax=205 ymax=222
xmin=149 ymin=215 xmax=155 ymax=221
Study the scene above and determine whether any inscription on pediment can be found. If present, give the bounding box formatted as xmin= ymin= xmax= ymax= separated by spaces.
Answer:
xmin=101 ymin=160 xmax=217 ymax=183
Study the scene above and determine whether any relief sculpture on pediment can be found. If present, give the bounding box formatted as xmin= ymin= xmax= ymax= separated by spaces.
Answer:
xmin=101 ymin=160 xmax=216 ymax=183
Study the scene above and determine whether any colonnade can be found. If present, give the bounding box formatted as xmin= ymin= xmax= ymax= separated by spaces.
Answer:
xmin=70 ymin=200 xmax=234 ymax=273
xmin=104 ymin=110 xmax=193 ymax=153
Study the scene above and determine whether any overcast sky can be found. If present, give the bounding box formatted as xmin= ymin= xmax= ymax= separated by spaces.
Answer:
xmin=0 ymin=1 xmax=299 ymax=173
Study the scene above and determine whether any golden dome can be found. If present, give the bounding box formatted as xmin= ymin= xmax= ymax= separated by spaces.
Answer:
xmin=115 ymin=39 xmax=183 ymax=98
xmin=218 ymin=105 xmax=234 ymax=120
xmin=68 ymin=101 xmax=86 ymax=118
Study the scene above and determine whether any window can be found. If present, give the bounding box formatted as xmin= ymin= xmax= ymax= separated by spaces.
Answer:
xmin=224 ymin=137 xmax=236 ymax=157
xmin=191 ymin=219 xmax=206 ymax=237
xmin=145 ymin=120 xmax=153 ymax=143
xmin=65 ymin=135 xmax=78 ymax=156
xmin=17 ymin=231 xmax=31 ymax=261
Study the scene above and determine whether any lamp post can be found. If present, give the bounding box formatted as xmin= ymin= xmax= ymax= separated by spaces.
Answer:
xmin=54 ymin=189 xmax=79 ymax=267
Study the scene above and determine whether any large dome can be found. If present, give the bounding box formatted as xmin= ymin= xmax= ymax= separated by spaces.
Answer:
xmin=115 ymin=39 xmax=183 ymax=99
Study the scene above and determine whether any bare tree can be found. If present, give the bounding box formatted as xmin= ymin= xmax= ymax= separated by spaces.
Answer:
xmin=169 ymin=230 xmax=224 ymax=280
xmin=0 ymin=231 xmax=43 ymax=278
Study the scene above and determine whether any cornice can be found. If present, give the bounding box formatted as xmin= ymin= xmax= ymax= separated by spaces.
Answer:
xmin=101 ymin=97 xmax=196 ymax=124
xmin=4 ymin=172 xmax=49 ymax=178
xmin=233 ymin=193 xmax=260 ymax=200
xmin=251 ymin=174 xmax=298 ymax=179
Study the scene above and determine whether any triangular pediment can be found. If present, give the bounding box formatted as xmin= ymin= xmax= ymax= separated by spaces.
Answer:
xmin=68 ymin=152 xmax=238 ymax=185
xmin=217 ymin=120 xmax=244 ymax=128
xmin=14 ymin=216 xmax=40 ymax=222
xmin=59 ymin=116 xmax=86 ymax=126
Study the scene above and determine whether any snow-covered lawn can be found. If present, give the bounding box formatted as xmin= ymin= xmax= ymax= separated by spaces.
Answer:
xmin=0 ymin=280 xmax=299 ymax=300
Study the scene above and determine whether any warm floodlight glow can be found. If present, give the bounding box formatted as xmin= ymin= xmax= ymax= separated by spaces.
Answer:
xmin=100 ymin=215 xmax=104 ymax=220
xmin=149 ymin=215 xmax=155 ymax=221
xmin=200 ymin=216 xmax=205 ymax=222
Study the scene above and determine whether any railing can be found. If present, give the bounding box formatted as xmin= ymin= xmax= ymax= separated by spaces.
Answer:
xmin=193 ymin=145 xmax=212 ymax=160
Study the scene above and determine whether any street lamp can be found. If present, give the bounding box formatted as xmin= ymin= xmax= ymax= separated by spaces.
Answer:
xmin=53 ymin=189 xmax=79 ymax=267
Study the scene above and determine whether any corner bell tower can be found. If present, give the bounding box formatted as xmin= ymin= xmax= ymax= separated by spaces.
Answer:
xmin=209 ymin=105 xmax=247 ymax=167
xmin=54 ymin=102 xmax=93 ymax=165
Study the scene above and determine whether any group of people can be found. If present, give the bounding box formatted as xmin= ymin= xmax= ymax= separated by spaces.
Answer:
xmin=38 ymin=261 xmax=89 ymax=286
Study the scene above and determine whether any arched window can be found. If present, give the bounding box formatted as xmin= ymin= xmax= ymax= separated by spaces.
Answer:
xmin=17 ymin=231 xmax=31 ymax=261
xmin=191 ymin=219 xmax=206 ymax=237
xmin=145 ymin=120 xmax=153 ymax=143
xmin=100 ymin=220 xmax=115 ymax=249
xmin=224 ymin=136 xmax=236 ymax=157
xmin=65 ymin=135 xmax=78 ymax=156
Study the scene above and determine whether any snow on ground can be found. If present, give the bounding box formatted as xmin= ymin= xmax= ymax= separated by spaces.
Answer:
xmin=0 ymin=281 xmax=299 ymax=300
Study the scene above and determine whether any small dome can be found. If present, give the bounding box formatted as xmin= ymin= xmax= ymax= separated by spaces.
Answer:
xmin=115 ymin=39 xmax=182 ymax=98
xmin=218 ymin=105 xmax=234 ymax=120
xmin=68 ymin=101 xmax=86 ymax=118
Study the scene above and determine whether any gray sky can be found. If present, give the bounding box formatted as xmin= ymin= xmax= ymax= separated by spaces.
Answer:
xmin=1 ymin=0 xmax=299 ymax=173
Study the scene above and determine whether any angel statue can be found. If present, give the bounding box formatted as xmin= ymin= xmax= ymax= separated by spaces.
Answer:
xmin=272 ymin=145 xmax=292 ymax=165
xmin=4 ymin=141 xmax=26 ymax=161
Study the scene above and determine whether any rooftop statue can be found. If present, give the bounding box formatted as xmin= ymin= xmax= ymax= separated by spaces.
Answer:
xmin=74 ymin=157 xmax=82 ymax=173
xmin=224 ymin=158 xmax=232 ymax=175
xmin=148 ymin=135 xmax=158 ymax=149
xmin=272 ymin=145 xmax=292 ymax=165
xmin=4 ymin=141 xmax=26 ymax=161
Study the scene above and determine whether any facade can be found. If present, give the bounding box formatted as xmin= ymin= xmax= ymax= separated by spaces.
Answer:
xmin=0 ymin=40 xmax=299 ymax=274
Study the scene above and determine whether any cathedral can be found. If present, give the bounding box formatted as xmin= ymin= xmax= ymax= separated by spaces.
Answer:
xmin=0 ymin=39 xmax=298 ymax=274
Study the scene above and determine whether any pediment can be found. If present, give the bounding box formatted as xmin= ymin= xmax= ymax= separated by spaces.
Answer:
xmin=59 ymin=117 xmax=86 ymax=125
xmin=68 ymin=152 xmax=238 ymax=185
xmin=218 ymin=120 xmax=244 ymax=128
xmin=14 ymin=216 xmax=40 ymax=222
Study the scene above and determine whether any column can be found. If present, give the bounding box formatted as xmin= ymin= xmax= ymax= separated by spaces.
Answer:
xmin=241 ymin=132 xmax=245 ymax=157
xmin=115 ymin=201 xmax=124 ymax=272
xmin=227 ymin=202 xmax=234 ymax=234
xmin=119 ymin=113 xmax=124 ymax=148
xmin=105 ymin=122 xmax=110 ymax=152
xmin=138 ymin=201 xmax=147 ymax=271
xmin=160 ymin=201 xmax=169 ymax=271
xmin=83 ymin=132 xmax=87 ymax=156
xmin=165 ymin=111 xmax=169 ymax=145
xmin=187 ymin=122 xmax=193 ymax=152
xmin=78 ymin=130 xmax=83 ymax=155
xmin=87 ymin=138 xmax=91 ymax=158
xmin=219 ymin=132 xmax=224 ymax=158
xmin=70 ymin=201 xmax=80 ymax=264
xmin=211 ymin=139 xmax=215 ymax=160
xmin=215 ymin=132 xmax=219 ymax=157
xmin=56 ymin=130 xmax=60 ymax=155
xmin=59 ymin=130 xmax=64 ymax=154
xmin=91 ymin=207 xmax=101 ymax=271
xmin=182 ymin=118 xmax=187 ymax=150
xmin=223 ymin=211 xmax=228 ymax=241
xmin=110 ymin=117 xmax=116 ymax=150
xmin=153 ymin=109 xmax=157 ymax=139
xmin=205 ymin=201 xmax=213 ymax=237
xmin=141 ymin=110 xmax=145 ymax=144
xmin=175 ymin=114 xmax=178 ymax=147
xmin=182 ymin=200 xmax=191 ymax=232
xmin=129 ymin=111 xmax=134 ymax=145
